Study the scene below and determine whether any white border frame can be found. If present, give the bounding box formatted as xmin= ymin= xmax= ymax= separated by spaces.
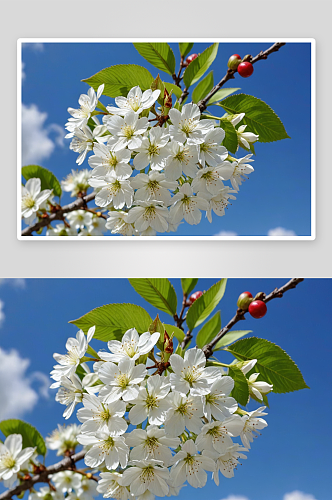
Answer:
xmin=17 ymin=38 xmax=316 ymax=241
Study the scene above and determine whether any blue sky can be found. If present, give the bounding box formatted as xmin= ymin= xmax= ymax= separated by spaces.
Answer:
xmin=21 ymin=41 xmax=312 ymax=237
xmin=0 ymin=278 xmax=330 ymax=500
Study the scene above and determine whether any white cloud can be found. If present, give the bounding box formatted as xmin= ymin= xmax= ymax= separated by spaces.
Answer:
xmin=0 ymin=347 xmax=49 ymax=419
xmin=0 ymin=278 xmax=26 ymax=288
xmin=220 ymin=496 xmax=249 ymax=500
xmin=23 ymin=42 xmax=44 ymax=52
xmin=0 ymin=300 xmax=4 ymax=327
xmin=267 ymin=227 xmax=297 ymax=236
xmin=214 ymin=230 xmax=238 ymax=236
xmin=284 ymin=492 xmax=317 ymax=500
xmin=22 ymin=104 xmax=64 ymax=165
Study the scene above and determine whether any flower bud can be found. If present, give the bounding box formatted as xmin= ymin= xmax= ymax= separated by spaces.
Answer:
xmin=237 ymin=291 xmax=253 ymax=310
xmin=227 ymin=54 xmax=242 ymax=70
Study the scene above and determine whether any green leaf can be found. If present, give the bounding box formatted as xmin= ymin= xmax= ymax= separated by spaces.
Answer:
xmin=214 ymin=330 xmax=252 ymax=349
xmin=181 ymin=278 xmax=198 ymax=296
xmin=82 ymin=65 xmax=154 ymax=98
xmin=228 ymin=366 xmax=250 ymax=406
xmin=219 ymin=120 xmax=238 ymax=154
xmin=0 ymin=419 xmax=46 ymax=456
xmin=69 ymin=303 xmax=152 ymax=342
xmin=133 ymin=43 xmax=176 ymax=75
xmin=183 ymin=43 xmax=219 ymax=88
xmin=151 ymin=75 xmax=165 ymax=105
xmin=207 ymin=88 xmax=240 ymax=106
xmin=192 ymin=71 xmax=214 ymax=103
xmin=22 ymin=165 xmax=62 ymax=199
xmin=163 ymin=324 xmax=185 ymax=343
xmin=218 ymin=94 xmax=290 ymax=143
xmin=179 ymin=43 xmax=194 ymax=58
xmin=164 ymin=82 xmax=182 ymax=99
xmin=225 ymin=337 xmax=309 ymax=393
xmin=129 ymin=279 xmax=177 ymax=316
xmin=196 ymin=311 xmax=221 ymax=348
xmin=186 ymin=279 xmax=227 ymax=331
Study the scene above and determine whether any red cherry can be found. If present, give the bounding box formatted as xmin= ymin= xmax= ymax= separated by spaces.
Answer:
xmin=248 ymin=300 xmax=267 ymax=319
xmin=227 ymin=54 xmax=242 ymax=70
xmin=237 ymin=61 xmax=254 ymax=78
xmin=185 ymin=53 xmax=198 ymax=65
xmin=189 ymin=291 xmax=203 ymax=303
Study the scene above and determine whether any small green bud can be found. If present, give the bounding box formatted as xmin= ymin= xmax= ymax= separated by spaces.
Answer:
xmin=227 ymin=54 xmax=242 ymax=70
xmin=237 ymin=291 xmax=254 ymax=310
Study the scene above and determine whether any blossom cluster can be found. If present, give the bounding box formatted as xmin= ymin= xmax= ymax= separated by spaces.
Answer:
xmin=49 ymin=326 xmax=272 ymax=499
xmin=61 ymin=84 xmax=258 ymax=236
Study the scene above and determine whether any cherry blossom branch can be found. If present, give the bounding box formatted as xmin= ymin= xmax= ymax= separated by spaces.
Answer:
xmin=21 ymin=193 xmax=96 ymax=236
xmin=179 ymin=42 xmax=286 ymax=111
xmin=202 ymin=278 xmax=304 ymax=358
xmin=0 ymin=450 xmax=86 ymax=500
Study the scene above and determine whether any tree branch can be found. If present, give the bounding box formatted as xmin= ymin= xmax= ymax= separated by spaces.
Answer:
xmin=197 ymin=42 xmax=286 ymax=112
xmin=202 ymin=278 xmax=304 ymax=358
xmin=0 ymin=450 xmax=86 ymax=500
xmin=21 ymin=193 xmax=96 ymax=236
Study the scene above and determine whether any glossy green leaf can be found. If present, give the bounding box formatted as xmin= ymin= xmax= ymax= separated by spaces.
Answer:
xmin=192 ymin=71 xmax=214 ymax=103
xmin=164 ymin=82 xmax=182 ymax=99
xmin=183 ymin=43 xmax=218 ymax=88
xmin=181 ymin=278 xmax=198 ymax=296
xmin=186 ymin=279 xmax=227 ymax=331
xmin=69 ymin=303 xmax=152 ymax=342
xmin=196 ymin=311 xmax=221 ymax=348
xmin=218 ymin=94 xmax=290 ymax=143
xmin=228 ymin=366 xmax=250 ymax=406
xmin=22 ymin=165 xmax=62 ymax=199
xmin=129 ymin=279 xmax=177 ymax=316
xmin=134 ymin=43 xmax=176 ymax=75
xmin=179 ymin=43 xmax=194 ymax=58
xmin=82 ymin=65 xmax=154 ymax=98
xmin=225 ymin=337 xmax=309 ymax=393
xmin=163 ymin=324 xmax=185 ymax=343
xmin=0 ymin=419 xmax=46 ymax=456
xmin=207 ymin=88 xmax=240 ymax=106
xmin=219 ymin=120 xmax=238 ymax=154
xmin=214 ymin=330 xmax=252 ymax=349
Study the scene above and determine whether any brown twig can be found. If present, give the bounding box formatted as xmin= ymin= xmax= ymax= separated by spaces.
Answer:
xmin=21 ymin=193 xmax=96 ymax=236
xmin=202 ymin=278 xmax=304 ymax=358
xmin=0 ymin=450 xmax=86 ymax=500
xmin=193 ymin=42 xmax=286 ymax=112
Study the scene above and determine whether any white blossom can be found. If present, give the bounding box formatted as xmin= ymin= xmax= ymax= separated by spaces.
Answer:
xmin=88 ymin=143 xmax=132 ymax=179
xmin=67 ymin=210 xmax=93 ymax=230
xmin=205 ymin=186 xmax=237 ymax=223
xmin=236 ymin=125 xmax=259 ymax=149
xmin=202 ymin=376 xmax=238 ymax=421
xmin=66 ymin=121 xmax=107 ymax=166
xmin=133 ymin=128 xmax=170 ymax=171
xmin=169 ymin=104 xmax=214 ymax=145
xmin=0 ymin=434 xmax=36 ymax=488
xmin=106 ymin=112 xmax=148 ymax=151
xmin=54 ymin=371 xmax=99 ymax=419
xmin=62 ymin=170 xmax=91 ymax=197
xmin=164 ymin=141 xmax=199 ymax=180
xmin=77 ymin=477 xmax=99 ymax=500
xmin=169 ymin=440 xmax=215 ymax=489
xmin=66 ymin=85 xmax=104 ymax=132
xmin=196 ymin=416 xmax=245 ymax=454
xmin=98 ymin=357 xmax=147 ymax=403
xmin=89 ymin=172 xmax=134 ymax=209
xmin=77 ymin=394 xmax=128 ymax=435
xmin=78 ymin=432 xmax=129 ymax=470
xmin=127 ymin=375 xmax=170 ymax=426
xmin=107 ymin=86 xmax=160 ymax=116
xmin=121 ymin=459 xmax=170 ymax=497
xmin=217 ymin=155 xmax=254 ymax=191
xmin=191 ymin=167 xmax=225 ymax=196
xmin=126 ymin=425 xmax=180 ymax=466
xmin=131 ymin=172 xmax=177 ymax=206
xmin=163 ymin=392 xmax=204 ymax=437
xmin=240 ymin=406 xmax=268 ymax=449
xmin=204 ymin=443 xmax=248 ymax=484
xmin=105 ymin=211 xmax=137 ymax=236
xmin=98 ymin=328 xmax=160 ymax=363
xmin=126 ymin=200 xmax=169 ymax=234
xmin=51 ymin=471 xmax=82 ymax=493
xmin=169 ymin=347 xmax=220 ymax=396
xmin=21 ymin=178 xmax=52 ymax=225
xmin=169 ymin=184 xmax=209 ymax=226
xmin=97 ymin=472 xmax=131 ymax=500
xmin=247 ymin=373 xmax=273 ymax=401
xmin=46 ymin=424 xmax=81 ymax=455
xmin=198 ymin=128 xmax=228 ymax=167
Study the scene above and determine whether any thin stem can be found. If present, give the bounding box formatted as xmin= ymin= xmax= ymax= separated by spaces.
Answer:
xmin=202 ymin=278 xmax=304 ymax=358
xmin=0 ymin=450 xmax=86 ymax=500
xmin=21 ymin=193 xmax=96 ymax=236
xmin=198 ymin=42 xmax=286 ymax=112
